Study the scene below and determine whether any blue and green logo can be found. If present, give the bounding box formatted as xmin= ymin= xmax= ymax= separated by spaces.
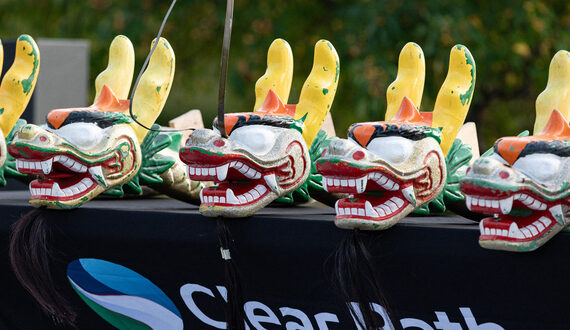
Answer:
xmin=67 ymin=258 xmax=183 ymax=329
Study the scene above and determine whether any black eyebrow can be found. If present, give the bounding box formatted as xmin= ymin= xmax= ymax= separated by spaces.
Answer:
xmin=518 ymin=140 xmax=570 ymax=158
xmin=47 ymin=111 xmax=133 ymax=129
xmin=213 ymin=114 xmax=297 ymax=134
xmin=348 ymin=123 xmax=431 ymax=147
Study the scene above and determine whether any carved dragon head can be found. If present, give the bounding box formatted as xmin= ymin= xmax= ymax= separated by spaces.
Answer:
xmin=8 ymin=36 xmax=175 ymax=209
xmin=316 ymin=43 xmax=476 ymax=230
xmin=0 ymin=35 xmax=40 ymax=186
xmin=460 ymin=50 xmax=570 ymax=251
xmin=180 ymin=39 xmax=339 ymax=217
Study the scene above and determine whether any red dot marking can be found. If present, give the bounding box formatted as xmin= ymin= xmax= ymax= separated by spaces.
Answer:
xmin=39 ymin=136 xmax=47 ymax=142
xmin=213 ymin=139 xmax=225 ymax=147
xmin=499 ymin=171 xmax=509 ymax=179
xmin=352 ymin=151 xmax=365 ymax=160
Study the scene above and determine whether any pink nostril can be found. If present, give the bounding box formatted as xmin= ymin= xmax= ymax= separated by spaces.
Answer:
xmin=213 ymin=139 xmax=225 ymax=147
xmin=352 ymin=151 xmax=365 ymax=160
xmin=499 ymin=171 xmax=510 ymax=179
xmin=466 ymin=167 xmax=471 ymax=175
xmin=39 ymin=136 xmax=47 ymax=142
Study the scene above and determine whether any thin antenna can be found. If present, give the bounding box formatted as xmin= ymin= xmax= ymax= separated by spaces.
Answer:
xmin=217 ymin=0 xmax=234 ymax=138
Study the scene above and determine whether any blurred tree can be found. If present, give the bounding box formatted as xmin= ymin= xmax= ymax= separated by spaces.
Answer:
xmin=0 ymin=0 xmax=568 ymax=150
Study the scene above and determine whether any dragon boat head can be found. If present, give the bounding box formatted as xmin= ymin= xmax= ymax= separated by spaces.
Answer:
xmin=8 ymin=36 xmax=175 ymax=209
xmin=460 ymin=50 xmax=570 ymax=252
xmin=0 ymin=35 xmax=40 ymax=185
xmin=180 ymin=39 xmax=339 ymax=217
xmin=461 ymin=110 xmax=570 ymax=251
xmin=316 ymin=43 xmax=476 ymax=230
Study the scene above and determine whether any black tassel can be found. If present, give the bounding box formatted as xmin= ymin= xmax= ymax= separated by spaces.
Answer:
xmin=9 ymin=207 xmax=77 ymax=326
xmin=331 ymin=229 xmax=391 ymax=330
xmin=216 ymin=218 xmax=245 ymax=330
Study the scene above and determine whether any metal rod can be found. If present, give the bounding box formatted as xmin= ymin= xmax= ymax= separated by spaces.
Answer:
xmin=217 ymin=0 xmax=234 ymax=138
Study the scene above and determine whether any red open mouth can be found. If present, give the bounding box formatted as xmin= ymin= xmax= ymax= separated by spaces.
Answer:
xmin=15 ymin=154 xmax=103 ymax=201
xmin=323 ymin=172 xmax=415 ymax=221
xmin=461 ymin=184 xmax=562 ymax=242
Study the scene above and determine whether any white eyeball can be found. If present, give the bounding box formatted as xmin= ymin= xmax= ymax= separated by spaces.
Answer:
xmin=229 ymin=125 xmax=277 ymax=156
xmin=365 ymin=136 xmax=414 ymax=164
xmin=513 ymin=153 xmax=561 ymax=184
xmin=47 ymin=123 xmax=104 ymax=150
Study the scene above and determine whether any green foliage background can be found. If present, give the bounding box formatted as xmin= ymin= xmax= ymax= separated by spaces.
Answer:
xmin=1 ymin=0 xmax=569 ymax=150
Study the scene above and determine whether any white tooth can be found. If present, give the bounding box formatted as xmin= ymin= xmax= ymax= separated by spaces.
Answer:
xmin=472 ymin=197 xmax=479 ymax=205
xmin=539 ymin=216 xmax=552 ymax=228
xmin=533 ymin=221 xmax=545 ymax=232
xmin=220 ymin=197 xmax=226 ymax=203
xmin=499 ymin=197 xmax=513 ymax=214
xmin=216 ymin=164 xmax=229 ymax=181
xmin=490 ymin=228 xmax=496 ymax=235
xmin=520 ymin=227 xmax=532 ymax=238
xmin=63 ymin=188 xmax=73 ymax=196
xmin=356 ymin=176 xmax=368 ymax=193
xmin=334 ymin=179 xmax=340 ymax=186
xmin=230 ymin=161 xmax=237 ymax=168
xmin=246 ymin=168 xmax=257 ymax=178
xmin=82 ymin=178 xmax=93 ymax=186
xmin=528 ymin=199 xmax=542 ymax=210
xmin=189 ymin=167 xmax=195 ymax=175
xmin=208 ymin=168 xmax=216 ymax=176
xmin=54 ymin=155 xmax=61 ymax=162
xmin=484 ymin=227 xmax=491 ymax=235
xmin=549 ymin=205 xmax=564 ymax=225
xmin=501 ymin=229 xmax=508 ymax=236
xmin=380 ymin=204 xmax=392 ymax=215
xmin=385 ymin=200 xmax=397 ymax=212
xmin=485 ymin=200 xmax=492 ymax=208
xmin=52 ymin=182 xmax=64 ymax=197
xmin=528 ymin=225 xmax=538 ymax=236
xmin=479 ymin=220 xmax=485 ymax=235
xmin=491 ymin=200 xmax=499 ymax=208
xmin=478 ymin=198 xmax=485 ymax=207
xmin=344 ymin=208 xmax=350 ymax=215
xmin=240 ymin=165 xmax=249 ymax=173
xmin=77 ymin=183 xmax=88 ymax=192
xmin=199 ymin=189 xmax=204 ymax=203
xmin=209 ymin=196 xmax=214 ymax=203
xmin=348 ymin=179 xmax=356 ymax=187
xmin=377 ymin=175 xmax=388 ymax=185
xmin=196 ymin=168 xmax=202 ymax=175
xmin=263 ymin=174 xmax=279 ymax=193
xmin=251 ymin=189 xmax=261 ymax=199
xmin=255 ymin=184 xmax=267 ymax=195
xmin=466 ymin=196 xmax=472 ymax=211
xmin=341 ymin=180 xmax=348 ymax=187
xmin=226 ymin=189 xmax=239 ymax=204
xmin=391 ymin=197 xmax=404 ymax=208
xmin=538 ymin=202 xmax=546 ymax=211
xmin=357 ymin=209 xmax=365 ymax=216
xmin=338 ymin=207 xmax=345 ymax=215
xmin=214 ymin=196 xmax=219 ymax=203
xmin=375 ymin=207 xmax=386 ymax=217
xmin=323 ymin=179 xmax=329 ymax=192
xmin=65 ymin=159 xmax=75 ymax=168
xmin=365 ymin=201 xmax=378 ymax=217
xmin=244 ymin=193 xmax=254 ymax=202
xmin=16 ymin=160 xmax=22 ymax=170
xmin=514 ymin=193 xmax=521 ymax=200
xmin=40 ymin=188 xmax=46 ymax=195
xmin=351 ymin=208 xmax=358 ymax=215
xmin=89 ymin=166 xmax=107 ymax=187
xmin=327 ymin=178 xmax=333 ymax=186
xmin=71 ymin=186 xmax=80 ymax=195
xmin=508 ymin=222 xmax=524 ymax=239
xmin=253 ymin=172 xmax=261 ymax=179
xmin=383 ymin=179 xmax=397 ymax=191
xmin=41 ymin=159 xmax=53 ymax=175
xmin=45 ymin=188 xmax=52 ymax=196
xmin=401 ymin=186 xmax=416 ymax=206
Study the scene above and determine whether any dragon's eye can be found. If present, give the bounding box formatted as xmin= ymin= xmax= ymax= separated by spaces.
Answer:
xmin=366 ymin=136 xmax=414 ymax=164
xmin=513 ymin=153 xmax=561 ymax=184
xmin=229 ymin=125 xmax=277 ymax=156
xmin=47 ymin=122 xmax=104 ymax=149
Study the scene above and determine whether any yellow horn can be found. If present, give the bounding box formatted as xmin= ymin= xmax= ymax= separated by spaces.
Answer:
xmin=130 ymin=38 xmax=175 ymax=143
xmin=432 ymin=45 xmax=476 ymax=155
xmin=385 ymin=42 xmax=425 ymax=120
xmin=0 ymin=35 xmax=40 ymax=138
xmin=254 ymin=39 xmax=293 ymax=110
xmin=534 ymin=50 xmax=570 ymax=133
xmin=94 ymin=35 xmax=135 ymax=101
xmin=294 ymin=40 xmax=340 ymax=147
